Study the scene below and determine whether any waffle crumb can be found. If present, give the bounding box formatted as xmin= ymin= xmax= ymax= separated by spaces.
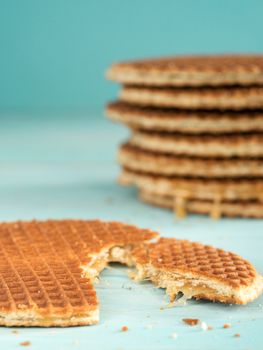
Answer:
xmin=223 ymin=323 xmax=231 ymax=329
xmin=234 ymin=333 xmax=241 ymax=337
xmin=12 ymin=330 xmax=19 ymax=334
xmin=20 ymin=341 xmax=31 ymax=347
xmin=121 ymin=326 xmax=129 ymax=332
xmin=207 ymin=326 xmax=213 ymax=331
xmin=200 ymin=321 xmax=208 ymax=331
xmin=182 ymin=318 xmax=200 ymax=326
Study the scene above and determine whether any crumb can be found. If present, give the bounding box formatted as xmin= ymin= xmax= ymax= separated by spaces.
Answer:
xmin=223 ymin=323 xmax=231 ymax=329
xmin=207 ymin=326 xmax=213 ymax=331
xmin=200 ymin=321 xmax=208 ymax=331
xmin=121 ymin=326 xmax=128 ymax=332
xmin=234 ymin=333 xmax=240 ymax=337
xmin=122 ymin=284 xmax=132 ymax=290
xmin=12 ymin=330 xmax=19 ymax=334
xmin=171 ymin=332 xmax=178 ymax=339
xmin=93 ymin=276 xmax=100 ymax=284
xmin=20 ymin=341 xmax=31 ymax=347
xmin=182 ymin=318 xmax=199 ymax=326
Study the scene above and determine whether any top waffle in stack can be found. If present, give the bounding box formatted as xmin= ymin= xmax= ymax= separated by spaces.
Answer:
xmin=106 ymin=55 xmax=263 ymax=218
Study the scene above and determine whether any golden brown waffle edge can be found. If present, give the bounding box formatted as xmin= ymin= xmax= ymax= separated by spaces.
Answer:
xmin=107 ymin=54 xmax=263 ymax=87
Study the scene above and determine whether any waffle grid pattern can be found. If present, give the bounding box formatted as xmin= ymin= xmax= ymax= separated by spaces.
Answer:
xmin=0 ymin=220 xmax=157 ymax=318
xmin=146 ymin=238 xmax=257 ymax=287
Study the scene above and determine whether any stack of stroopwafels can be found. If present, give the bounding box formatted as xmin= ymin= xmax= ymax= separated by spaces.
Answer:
xmin=106 ymin=55 xmax=263 ymax=218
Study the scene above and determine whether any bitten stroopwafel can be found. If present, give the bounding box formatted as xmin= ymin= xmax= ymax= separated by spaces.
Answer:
xmin=0 ymin=219 xmax=157 ymax=327
xmin=119 ymin=143 xmax=263 ymax=178
xmin=107 ymin=54 xmax=263 ymax=87
xmin=1 ymin=219 xmax=261 ymax=327
xmin=107 ymin=101 xmax=263 ymax=134
xmin=131 ymin=238 xmax=263 ymax=304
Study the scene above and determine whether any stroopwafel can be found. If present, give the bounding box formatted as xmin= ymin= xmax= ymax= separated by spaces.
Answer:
xmin=118 ymin=143 xmax=263 ymax=178
xmin=131 ymin=237 xmax=263 ymax=304
xmin=107 ymin=55 xmax=263 ymax=87
xmin=107 ymin=101 xmax=263 ymax=134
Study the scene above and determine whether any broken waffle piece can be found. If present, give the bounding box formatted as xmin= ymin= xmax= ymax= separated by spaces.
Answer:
xmin=0 ymin=219 xmax=158 ymax=327
xmin=131 ymin=238 xmax=263 ymax=305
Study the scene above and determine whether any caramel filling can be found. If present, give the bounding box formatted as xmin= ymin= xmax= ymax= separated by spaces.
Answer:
xmin=210 ymin=194 xmax=222 ymax=220
xmin=173 ymin=190 xmax=190 ymax=219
